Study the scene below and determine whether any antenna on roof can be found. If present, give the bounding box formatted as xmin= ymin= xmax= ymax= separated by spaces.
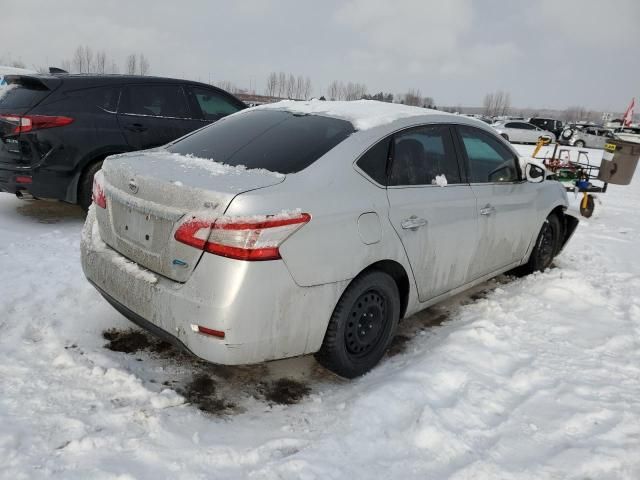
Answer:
xmin=49 ymin=67 xmax=68 ymax=74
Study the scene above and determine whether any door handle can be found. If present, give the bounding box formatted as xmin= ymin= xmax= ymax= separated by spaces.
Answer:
xmin=125 ymin=123 xmax=148 ymax=132
xmin=480 ymin=205 xmax=496 ymax=216
xmin=401 ymin=216 xmax=428 ymax=230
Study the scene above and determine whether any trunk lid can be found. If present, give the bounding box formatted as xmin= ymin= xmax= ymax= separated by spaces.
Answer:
xmin=98 ymin=149 xmax=285 ymax=282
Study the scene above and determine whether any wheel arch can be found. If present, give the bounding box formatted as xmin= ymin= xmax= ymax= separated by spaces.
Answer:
xmin=358 ymin=259 xmax=411 ymax=319
xmin=550 ymin=205 xmax=579 ymax=253
xmin=65 ymin=147 xmax=130 ymax=203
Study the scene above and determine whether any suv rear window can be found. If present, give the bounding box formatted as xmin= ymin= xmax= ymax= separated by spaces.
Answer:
xmin=0 ymin=83 xmax=50 ymax=110
xmin=167 ymin=110 xmax=355 ymax=174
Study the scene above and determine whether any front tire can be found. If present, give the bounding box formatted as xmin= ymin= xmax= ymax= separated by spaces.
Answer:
xmin=519 ymin=214 xmax=563 ymax=274
xmin=315 ymin=271 xmax=400 ymax=378
xmin=574 ymin=140 xmax=585 ymax=148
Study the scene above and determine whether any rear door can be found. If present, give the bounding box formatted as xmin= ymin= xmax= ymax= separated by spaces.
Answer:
xmin=514 ymin=122 xmax=538 ymax=143
xmin=386 ymin=124 xmax=478 ymax=302
xmin=454 ymin=125 xmax=538 ymax=278
xmin=116 ymin=84 xmax=201 ymax=150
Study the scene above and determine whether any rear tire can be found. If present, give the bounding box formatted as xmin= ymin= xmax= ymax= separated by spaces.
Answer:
xmin=315 ymin=271 xmax=400 ymax=378
xmin=574 ymin=140 xmax=585 ymax=148
xmin=517 ymin=214 xmax=563 ymax=275
xmin=78 ymin=161 xmax=103 ymax=212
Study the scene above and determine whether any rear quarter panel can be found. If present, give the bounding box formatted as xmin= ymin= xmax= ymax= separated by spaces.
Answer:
xmin=223 ymin=131 xmax=415 ymax=291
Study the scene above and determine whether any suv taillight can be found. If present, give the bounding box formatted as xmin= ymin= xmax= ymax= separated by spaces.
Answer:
xmin=174 ymin=212 xmax=311 ymax=261
xmin=0 ymin=114 xmax=73 ymax=135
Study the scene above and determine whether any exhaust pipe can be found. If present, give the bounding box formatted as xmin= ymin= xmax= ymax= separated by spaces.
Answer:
xmin=16 ymin=191 xmax=35 ymax=201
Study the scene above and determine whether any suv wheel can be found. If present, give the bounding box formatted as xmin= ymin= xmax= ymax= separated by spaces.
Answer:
xmin=78 ymin=161 xmax=103 ymax=211
xmin=574 ymin=140 xmax=585 ymax=148
xmin=316 ymin=271 xmax=400 ymax=378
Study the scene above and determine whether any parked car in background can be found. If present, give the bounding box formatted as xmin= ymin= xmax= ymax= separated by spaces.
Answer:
xmin=0 ymin=74 xmax=246 ymax=209
xmin=82 ymin=101 xmax=577 ymax=378
xmin=529 ymin=117 xmax=564 ymax=137
xmin=559 ymin=125 xmax=615 ymax=148
xmin=492 ymin=120 xmax=556 ymax=144
xmin=614 ymin=126 xmax=640 ymax=144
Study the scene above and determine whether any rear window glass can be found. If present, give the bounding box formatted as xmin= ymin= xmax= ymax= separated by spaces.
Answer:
xmin=0 ymin=84 xmax=50 ymax=109
xmin=167 ymin=110 xmax=355 ymax=174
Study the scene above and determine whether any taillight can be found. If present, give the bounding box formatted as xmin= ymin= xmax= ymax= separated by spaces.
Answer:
xmin=174 ymin=211 xmax=311 ymax=261
xmin=0 ymin=114 xmax=73 ymax=135
xmin=92 ymin=171 xmax=107 ymax=209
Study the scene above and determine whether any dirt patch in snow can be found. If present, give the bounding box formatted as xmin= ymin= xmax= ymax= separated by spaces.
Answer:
xmin=180 ymin=373 xmax=236 ymax=415
xmin=16 ymin=200 xmax=83 ymax=224
xmin=260 ymin=378 xmax=311 ymax=405
xmin=387 ymin=334 xmax=411 ymax=357
xmin=103 ymin=329 xmax=150 ymax=353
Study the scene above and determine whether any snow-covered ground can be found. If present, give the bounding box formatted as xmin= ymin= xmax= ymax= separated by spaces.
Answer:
xmin=1 ymin=145 xmax=639 ymax=479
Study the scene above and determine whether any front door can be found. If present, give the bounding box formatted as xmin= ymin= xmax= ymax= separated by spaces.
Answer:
xmin=386 ymin=124 xmax=478 ymax=302
xmin=455 ymin=125 xmax=538 ymax=278
xmin=117 ymin=84 xmax=201 ymax=150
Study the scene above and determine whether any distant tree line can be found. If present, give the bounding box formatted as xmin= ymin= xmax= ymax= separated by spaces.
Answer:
xmin=265 ymin=72 xmax=312 ymax=100
xmin=59 ymin=46 xmax=150 ymax=75
xmin=483 ymin=90 xmax=511 ymax=117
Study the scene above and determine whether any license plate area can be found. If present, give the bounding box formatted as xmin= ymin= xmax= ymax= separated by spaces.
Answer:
xmin=120 ymin=207 xmax=156 ymax=246
xmin=111 ymin=200 xmax=174 ymax=253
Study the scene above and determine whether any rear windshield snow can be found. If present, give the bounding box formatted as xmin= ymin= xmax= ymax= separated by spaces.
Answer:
xmin=0 ymin=83 xmax=49 ymax=109
xmin=167 ymin=110 xmax=354 ymax=174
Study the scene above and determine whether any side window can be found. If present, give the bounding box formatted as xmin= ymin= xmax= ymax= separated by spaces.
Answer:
xmin=189 ymin=87 xmax=242 ymax=120
xmin=356 ymin=137 xmax=391 ymax=185
xmin=119 ymin=85 xmax=189 ymax=118
xmin=42 ymin=86 xmax=119 ymax=113
xmin=458 ymin=126 xmax=519 ymax=183
xmin=389 ymin=125 xmax=461 ymax=186
xmin=519 ymin=123 xmax=535 ymax=130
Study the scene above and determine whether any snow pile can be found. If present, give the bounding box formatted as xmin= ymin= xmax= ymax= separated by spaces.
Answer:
xmin=253 ymin=99 xmax=445 ymax=130
xmin=432 ymin=174 xmax=448 ymax=187
xmin=0 ymin=144 xmax=639 ymax=479
xmin=107 ymin=150 xmax=284 ymax=179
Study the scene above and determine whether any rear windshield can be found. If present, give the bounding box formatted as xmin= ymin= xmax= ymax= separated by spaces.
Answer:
xmin=0 ymin=83 xmax=50 ymax=110
xmin=167 ymin=110 xmax=355 ymax=174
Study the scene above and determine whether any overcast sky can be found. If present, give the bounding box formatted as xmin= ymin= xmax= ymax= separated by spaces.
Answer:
xmin=2 ymin=0 xmax=638 ymax=112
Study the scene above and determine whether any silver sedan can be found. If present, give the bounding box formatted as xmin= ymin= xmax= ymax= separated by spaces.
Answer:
xmin=81 ymin=101 xmax=577 ymax=378
xmin=492 ymin=120 xmax=556 ymax=144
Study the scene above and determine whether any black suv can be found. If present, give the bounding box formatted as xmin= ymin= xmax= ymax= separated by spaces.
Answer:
xmin=0 ymin=74 xmax=246 ymax=208
xmin=528 ymin=117 xmax=564 ymax=137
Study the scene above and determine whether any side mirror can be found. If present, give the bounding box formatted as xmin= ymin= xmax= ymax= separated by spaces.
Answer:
xmin=525 ymin=163 xmax=545 ymax=183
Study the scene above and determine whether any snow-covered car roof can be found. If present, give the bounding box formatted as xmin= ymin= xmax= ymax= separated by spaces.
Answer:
xmin=0 ymin=65 xmax=37 ymax=76
xmin=252 ymin=99 xmax=449 ymax=131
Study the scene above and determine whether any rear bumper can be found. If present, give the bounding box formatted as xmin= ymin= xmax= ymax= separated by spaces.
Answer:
xmin=80 ymin=207 xmax=343 ymax=365
xmin=0 ymin=166 xmax=30 ymax=195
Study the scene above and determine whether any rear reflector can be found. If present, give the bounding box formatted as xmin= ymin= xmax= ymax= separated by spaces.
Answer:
xmin=174 ymin=211 xmax=311 ymax=261
xmin=190 ymin=324 xmax=225 ymax=339
xmin=0 ymin=114 xmax=73 ymax=135
xmin=15 ymin=175 xmax=32 ymax=184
